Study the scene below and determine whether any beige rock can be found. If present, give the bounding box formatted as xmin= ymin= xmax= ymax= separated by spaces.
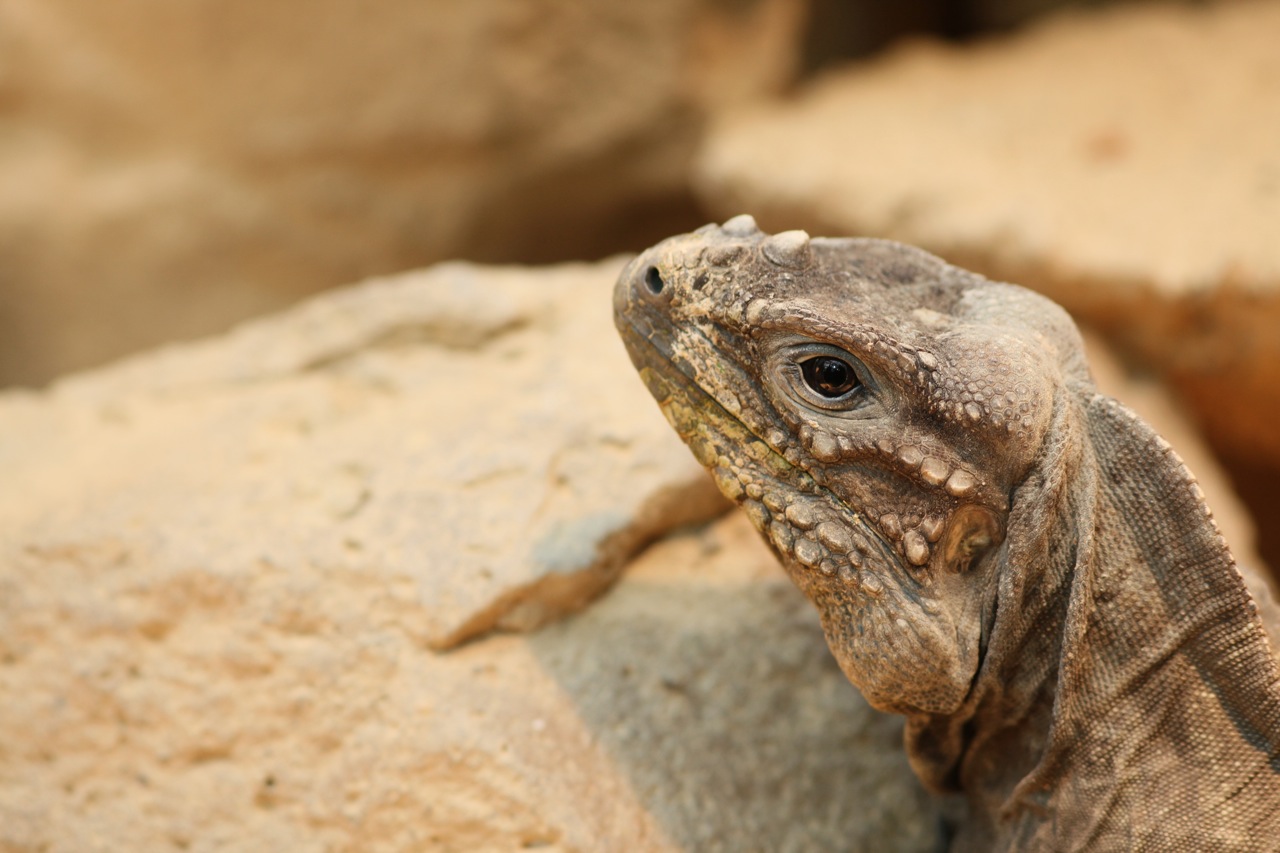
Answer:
xmin=696 ymin=0 xmax=1280 ymax=468
xmin=0 ymin=258 xmax=938 ymax=850
xmin=0 ymin=0 xmax=809 ymax=385
xmin=0 ymin=510 xmax=938 ymax=852
xmin=0 ymin=258 xmax=730 ymax=650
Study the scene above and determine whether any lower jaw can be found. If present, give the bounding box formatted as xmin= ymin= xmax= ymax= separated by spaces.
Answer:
xmin=635 ymin=354 xmax=903 ymax=592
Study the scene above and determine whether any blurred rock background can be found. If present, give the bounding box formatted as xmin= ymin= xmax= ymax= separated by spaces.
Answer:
xmin=0 ymin=0 xmax=807 ymax=385
xmin=3 ymin=0 xmax=1189 ymax=389
xmin=2 ymin=1 xmax=1277 ymax=849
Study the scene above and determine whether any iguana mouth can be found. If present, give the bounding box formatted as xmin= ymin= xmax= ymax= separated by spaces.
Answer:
xmin=616 ymin=311 xmax=907 ymax=594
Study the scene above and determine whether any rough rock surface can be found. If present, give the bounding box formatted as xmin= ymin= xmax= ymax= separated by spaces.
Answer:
xmin=0 ymin=509 xmax=942 ymax=852
xmin=0 ymin=258 xmax=943 ymax=852
xmin=0 ymin=258 xmax=732 ymax=650
xmin=696 ymin=0 xmax=1280 ymax=471
xmin=0 ymin=0 xmax=808 ymax=385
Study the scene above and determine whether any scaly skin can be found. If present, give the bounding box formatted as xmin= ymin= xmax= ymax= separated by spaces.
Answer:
xmin=614 ymin=215 xmax=1280 ymax=851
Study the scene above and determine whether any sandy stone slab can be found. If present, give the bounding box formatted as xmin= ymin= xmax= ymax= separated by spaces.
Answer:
xmin=696 ymin=0 xmax=1280 ymax=464
xmin=0 ymin=258 xmax=725 ymax=650
xmin=0 ymin=508 xmax=938 ymax=852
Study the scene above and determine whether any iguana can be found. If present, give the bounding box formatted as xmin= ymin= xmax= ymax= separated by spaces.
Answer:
xmin=613 ymin=215 xmax=1280 ymax=851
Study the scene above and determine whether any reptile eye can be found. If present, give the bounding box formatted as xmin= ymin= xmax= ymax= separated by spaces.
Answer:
xmin=801 ymin=356 xmax=861 ymax=398
xmin=644 ymin=266 xmax=665 ymax=295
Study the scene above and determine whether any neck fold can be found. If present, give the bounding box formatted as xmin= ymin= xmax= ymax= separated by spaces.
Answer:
xmin=915 ymin=389 xmax=1280 ymax=851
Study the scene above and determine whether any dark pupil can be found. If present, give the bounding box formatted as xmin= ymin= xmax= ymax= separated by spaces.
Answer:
xmin=802 ymin=356 xmax=859 ymax=397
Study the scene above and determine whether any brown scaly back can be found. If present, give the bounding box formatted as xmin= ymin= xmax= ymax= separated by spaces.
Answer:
xmin=614 ymin=216 xmax=1280 ymax=851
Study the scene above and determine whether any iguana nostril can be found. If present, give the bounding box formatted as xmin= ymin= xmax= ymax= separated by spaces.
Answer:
xmin=643 ymin=266 xmax=665 ymax=295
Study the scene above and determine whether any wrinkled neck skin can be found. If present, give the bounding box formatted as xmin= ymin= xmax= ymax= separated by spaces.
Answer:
xmin=925 ymin=383 xmax=1280 ymax=852
xmin=907 ymin=381 xmax=1089 ymax=846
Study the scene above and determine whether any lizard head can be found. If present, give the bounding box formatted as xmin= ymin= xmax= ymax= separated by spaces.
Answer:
xmin=614 ymin=215 xmax=1087 ymax=717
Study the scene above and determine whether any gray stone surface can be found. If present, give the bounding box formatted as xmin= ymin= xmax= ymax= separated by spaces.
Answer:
xmin=528 ymin=513 xmax=940 ymax=852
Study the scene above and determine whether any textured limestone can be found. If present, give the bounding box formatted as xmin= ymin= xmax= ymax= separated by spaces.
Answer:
xmin=0 ymin=255 xmax=938 ymax=848
xmin=696 ymin=0 xmax=1280 ymax=468
xmin=0 ymin=258 xmax=727 ymax=650
xmin=0 ymin=0 xmax=808 ymax=384
xmin=0 ymin=509 xmax=940 ymax=852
